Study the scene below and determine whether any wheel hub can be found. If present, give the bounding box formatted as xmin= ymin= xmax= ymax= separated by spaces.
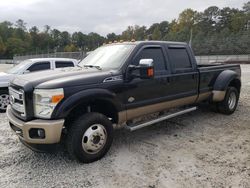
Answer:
xmin=92 ymin=135 xmax=101 ymax=144
xmin=82 ymin=124 xmax=107 ymax=154
xmin=0 ymin=94 xmax=10 ymax=110
xmin=228 ymin=92 xmax=237 ymax=110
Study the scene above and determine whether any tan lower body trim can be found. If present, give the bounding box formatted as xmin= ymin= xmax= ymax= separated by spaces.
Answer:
xmin=212 ymin=90 xmax=226 ymax=102
xmin=118 ymin=95 xmax=197 ymax=124
xmin=7 ymin=106 xmax=64 ymax=144
xmin=196 ymin=91 xmax=212 ymax=103
xmin=118 ymin=111 xmax=127 ymax=125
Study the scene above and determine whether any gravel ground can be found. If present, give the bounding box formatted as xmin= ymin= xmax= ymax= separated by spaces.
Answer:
xmin=0 ymin=65 xmax=250 ymax=188
xmin=0 ymin=64 xmax=14 ymax=72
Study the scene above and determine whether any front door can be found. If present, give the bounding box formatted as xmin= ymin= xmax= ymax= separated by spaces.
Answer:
xmin=124 ymin=45 xmax=171 ymax=119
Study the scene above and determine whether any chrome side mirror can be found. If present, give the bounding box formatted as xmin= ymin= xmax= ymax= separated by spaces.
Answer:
xmin=139 ymin=59 xmax=154 ymax=67
xmin=128 ymin=59 xmax=154 ymax=80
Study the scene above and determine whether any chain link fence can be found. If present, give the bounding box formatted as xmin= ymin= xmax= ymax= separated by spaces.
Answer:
xmin=13 ymin=52 xmax=86 ymax=63
xmin=7 ymin=52 xmax=250 ymax=65
xmin=0 ymin=59 xmax=14 ymax=64
xmin=196 ymin=54 xmax=250 ymax=64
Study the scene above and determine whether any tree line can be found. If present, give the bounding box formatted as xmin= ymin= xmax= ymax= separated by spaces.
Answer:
xmin=0 ymin=1 xmax=249 ymax=59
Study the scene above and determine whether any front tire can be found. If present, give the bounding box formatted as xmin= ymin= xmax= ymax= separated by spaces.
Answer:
xmin=0 ymin=89 xmax=10 ymax=113
xmin=66 ymin=112 xmax=114 ymax=163
xmin=218 ymin=87 xmax=239 ymax=115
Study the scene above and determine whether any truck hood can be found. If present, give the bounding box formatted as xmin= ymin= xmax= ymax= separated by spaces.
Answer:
xmin=11 ymin=67 xmax=113 ymax=90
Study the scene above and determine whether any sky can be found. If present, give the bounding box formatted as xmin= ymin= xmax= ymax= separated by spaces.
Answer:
xmin=0 ymin=0 xmax=247 ymax=36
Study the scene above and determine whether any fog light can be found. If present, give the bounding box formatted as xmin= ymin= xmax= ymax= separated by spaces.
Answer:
xmin=37 ymin=129 xmax=45 ymax=138
xmin=29 ymin=128 xmax=45 ymax=139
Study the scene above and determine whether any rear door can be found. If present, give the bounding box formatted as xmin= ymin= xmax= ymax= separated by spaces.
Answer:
xmin=166 ymin=45 xmax=198 ymax=101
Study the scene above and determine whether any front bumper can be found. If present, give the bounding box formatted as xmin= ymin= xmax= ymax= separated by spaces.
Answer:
xmin=7 ymin=106 xmax=64 ymax=144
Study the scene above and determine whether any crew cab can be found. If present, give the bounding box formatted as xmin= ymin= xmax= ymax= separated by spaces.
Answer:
xmin=0 ymin=58 xmax=78 ymax=112
xmin=7 ymin=41 xmax=241 ymax=163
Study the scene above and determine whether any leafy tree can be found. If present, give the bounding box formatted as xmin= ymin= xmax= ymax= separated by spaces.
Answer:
xmin=106 ymin=32 xmax=119 ymax=42
xmin=64 ymin=44 xmax=78 ymax=52
xmin=15 ymin=19 xmax=27 ymax=31
xmin=44 ymin=25 xmax=51 ymax=33
xmin=60 ymin=31 xmax=71 ymax=47
xmin=158 ymin=21 xmax=169 ymax=37
xmin=0 ymin=2 xmax=250 ymax=58
xmin=50 ymin=29 xmax=61 ymax=49
xmin=121 ymin=26 xmax=134 ymax=40
xmin=0 ymin=36 xmax=6 ymax=57
xmin=5 ymin=38 xmax=27 ymax=57
xmin=152 ymin=26 xmax=162 ymax=40
xmin=243 ymin=1 xmax=250 ymax=13
xmin=0 ymin=21 xmax=14 ymax=42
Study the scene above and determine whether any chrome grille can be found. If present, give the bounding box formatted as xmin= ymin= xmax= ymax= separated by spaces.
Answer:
xmin=9 ymin=87 xmax=26 ymax=117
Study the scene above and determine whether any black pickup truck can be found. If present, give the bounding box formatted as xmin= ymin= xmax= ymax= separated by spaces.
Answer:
xmin=7 ymin=41 xmax=241 ymax=163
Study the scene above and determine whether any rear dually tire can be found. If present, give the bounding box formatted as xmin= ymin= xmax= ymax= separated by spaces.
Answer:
xmin=218 ymin=87 xmax=239 ymax=115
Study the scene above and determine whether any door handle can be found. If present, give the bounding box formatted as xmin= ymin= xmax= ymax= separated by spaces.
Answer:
xmin=167 ymin=77 xmax=171 ymax=83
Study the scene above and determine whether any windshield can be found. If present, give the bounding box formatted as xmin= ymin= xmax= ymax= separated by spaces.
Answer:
xmin=78 ymin=44 xmax=135 ymax=70
xmin=5 ymin=60 xmax=31 ymax=74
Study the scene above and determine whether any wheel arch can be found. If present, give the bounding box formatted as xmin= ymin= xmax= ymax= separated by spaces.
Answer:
xmin=52 ymin=89 xmax=123 ymax=125
xmin=0 ymin=87 xmax=9 ymax=92
xmin=212 ymin=70 xmax=241 ymax=102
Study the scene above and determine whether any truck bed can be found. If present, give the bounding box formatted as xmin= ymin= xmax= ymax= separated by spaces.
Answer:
xmin=197 ymin=63 xmax=241 ymax=94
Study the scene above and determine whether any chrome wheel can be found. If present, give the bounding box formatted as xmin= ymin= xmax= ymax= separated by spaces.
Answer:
xmin=82 ymin=124 xmax=107 ymax=154
xmin=0 ymin=94 xmax=10 ymax=110
xmin=228 ymin=92 xmax=237 ymax=110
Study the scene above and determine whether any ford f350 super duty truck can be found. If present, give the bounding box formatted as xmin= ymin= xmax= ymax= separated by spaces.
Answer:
xmin=7 ymin=41 xmax=241 ymax=163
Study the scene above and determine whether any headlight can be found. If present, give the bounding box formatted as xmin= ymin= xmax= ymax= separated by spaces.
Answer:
xmin=33 ymin=88 xmax=64 ymax=119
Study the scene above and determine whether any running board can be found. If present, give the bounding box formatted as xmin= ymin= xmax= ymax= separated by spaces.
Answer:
xmin=125 ymin=107 xmax=197 ymax=131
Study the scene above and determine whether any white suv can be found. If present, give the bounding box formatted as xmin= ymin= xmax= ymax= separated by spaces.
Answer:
xmin=0 ymin=58 xmax=78 ymax=112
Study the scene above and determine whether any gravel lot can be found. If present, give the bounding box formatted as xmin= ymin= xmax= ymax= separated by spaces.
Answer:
xmin=0 ymin=64 xmax=250 ymax=188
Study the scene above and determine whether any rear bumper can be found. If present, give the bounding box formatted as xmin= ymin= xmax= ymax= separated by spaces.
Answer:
xmin=7 ymin=106 xmax=64 ymax=144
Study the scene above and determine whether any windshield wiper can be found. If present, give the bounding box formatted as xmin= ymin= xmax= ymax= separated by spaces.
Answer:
xmin=83 ymin=65 xmax=102 ymax=70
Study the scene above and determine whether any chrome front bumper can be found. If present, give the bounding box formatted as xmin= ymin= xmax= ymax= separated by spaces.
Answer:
xmin=7 ymin=106 xmax=64 ymax=144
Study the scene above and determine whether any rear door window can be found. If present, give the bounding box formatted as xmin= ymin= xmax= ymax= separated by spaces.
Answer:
xmin=168 ymin=47 xmax=192 ymax=71
xmin=55 ymin=61 xmax=74 ymax=68
xmin=27 ymin=62 xmax=51 ymax=72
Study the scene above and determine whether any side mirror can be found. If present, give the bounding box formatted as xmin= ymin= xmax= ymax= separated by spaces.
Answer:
xmin=139 ymin=59 xmax=154 ymax=79
xmin=23 ymin=70 xmax=30 ymax=74
xmin=128 ymin=59 xmax=154 ymax=79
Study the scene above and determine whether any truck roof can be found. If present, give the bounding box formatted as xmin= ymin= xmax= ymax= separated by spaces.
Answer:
xmin=28 ymin=58 xmax=78 ymax=62
xmin=105 ymin=40 xmax=188 ymax=46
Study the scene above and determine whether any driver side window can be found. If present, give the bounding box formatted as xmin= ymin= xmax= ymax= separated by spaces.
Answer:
xmin=134 ymin=47 xmax=167 ymax=74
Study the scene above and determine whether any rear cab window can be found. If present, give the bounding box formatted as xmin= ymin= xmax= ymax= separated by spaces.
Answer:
xmin=55 ymin=61 xmax=74 ymax=68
